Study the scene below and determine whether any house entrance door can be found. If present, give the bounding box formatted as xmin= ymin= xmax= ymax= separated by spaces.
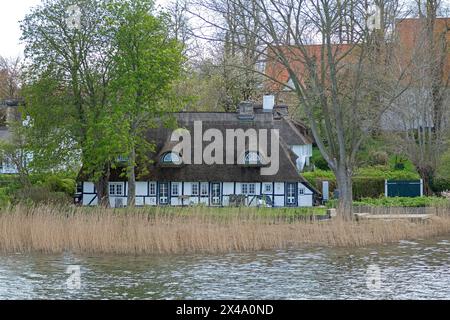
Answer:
xmin=211 ymin=183 xmax=221 ymax=206
xmin=286 ymin=183 xmax=297 ymax=206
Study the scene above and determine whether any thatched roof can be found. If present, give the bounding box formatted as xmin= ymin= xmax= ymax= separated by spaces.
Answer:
xmin=83 ymin=105 xmax=317 ymax=191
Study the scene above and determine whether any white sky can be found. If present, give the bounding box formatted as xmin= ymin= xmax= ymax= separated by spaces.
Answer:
xmin=0 ymin=0 xmax=168 ymax=59
xmin=0 ymin=0 xmax=43 ymax=58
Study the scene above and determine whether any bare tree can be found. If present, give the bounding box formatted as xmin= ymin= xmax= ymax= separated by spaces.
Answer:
xmin=0 ymin=56 xmax=22 ymax=100
xmin=191 ymin=0 xmax=409 ymax=217
xmin=387 ymin=0 xmax=449 ymax=194
xmin=191 ymin=0 xmax=266 ymax=112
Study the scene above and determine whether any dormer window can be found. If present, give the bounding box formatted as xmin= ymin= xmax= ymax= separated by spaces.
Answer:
xmin=117 ymin=155 xmax=129 ymax=163
xmin=161 ymin=152 xmax=182 ymax=165
xmin=244 ymin=151 xmax=262 ymax=165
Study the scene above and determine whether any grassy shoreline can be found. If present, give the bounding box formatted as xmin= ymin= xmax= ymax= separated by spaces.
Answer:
xmin=0 ymin=205 xmax=449 ymax=255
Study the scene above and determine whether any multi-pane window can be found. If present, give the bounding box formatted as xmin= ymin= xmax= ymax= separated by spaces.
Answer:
xmin=171 ymin=183 xmax=179 ymax=196
xmin=159 ymin=183 xmax=169 ymax=204
xmin=200 ymin=183 xmax=208 ymax=196
xmin=191 ymin=183 xmax=199 ymax=196
xmin=109 ymin=183 xmax=123 ymax=196
xmin=299 ymin=188 xmax=304 ymax=195
xmin=149 ymin=182 xmax=156 ymax=195
xmin=264 ymin=183 xmax=272 ymax=193
xmin=241 ymin=183 xmax=256 ymax=195
xmin=162 ymin=152 xmax=181 ymax=164
xmin=244 ymin=151 xmax=261 ymax=165
xmin=287 ymin=183 xmax=296 ymax=205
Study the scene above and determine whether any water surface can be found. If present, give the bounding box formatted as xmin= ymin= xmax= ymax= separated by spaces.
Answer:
xmin=0 ymin=236 xmax=449 ymax=299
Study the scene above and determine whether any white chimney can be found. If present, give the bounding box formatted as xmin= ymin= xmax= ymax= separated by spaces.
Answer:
xmin=263 ymin=95 xmax=275 ymax=112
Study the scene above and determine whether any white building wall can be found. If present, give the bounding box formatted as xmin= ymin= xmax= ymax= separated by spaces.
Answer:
xmin=136 ymin=196 xmax=145 ymax=206
xmin=83 ymin=180 xmax=315 ymax=208
xmin=83 ymin=182 xmax=95 ymax=193
xmin=136 ymin=182 xmax=148 ymax=196
xmin=145 ymin=197 xmax=157 ymax=206
xmin=273 ymin=196 xmax=285 ymax=207
xmin=298 ymin=182 xmax=314 ymax=207
xmin=82 ymin=194 xmax=98 ymax=206
xmin=184 ymin=182 xmax=193 ymax=195
xmin=223 ymin=182 xmax=234 ymax=195
xmin=274 ymin=182 xmax=284 ymax=195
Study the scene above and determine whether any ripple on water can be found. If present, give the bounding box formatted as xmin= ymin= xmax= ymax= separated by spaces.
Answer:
xmin=0 ymin=236 xmax=449 ymax=299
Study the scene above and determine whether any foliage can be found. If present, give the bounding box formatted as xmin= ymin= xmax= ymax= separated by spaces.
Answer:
xmin=326 ymin=196 xmax=449 ymax=208
xmin=0 ymin=188 xmax=11 ymax=209
xmin=12 ymin=186 xmax=72 ymax=205
xmin=43 ymin=176 xmax=76 ymax=196
xmin=431 ymin=177 xmax=450 ymax=193
xmin=107 ymin=0 xmax=184 ymax=205
xmin=355 ymin=166 xmax=420 ymax=180
xmin=367 ymin=151 xmax=389 ymax=166
xmin=303 ymin=166 xmax=420 ymax=200
xmin=353 ymin=196 xmax=450 ymax=207
xmin=352 ymin=177 xmax=385 ymax=199
xmin=311 ymin=147 xmax=330 ymax=170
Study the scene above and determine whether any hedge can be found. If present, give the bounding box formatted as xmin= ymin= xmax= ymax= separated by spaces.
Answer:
xmin=302 ymin=166 xmax=420 ymax=200
xmin=353 ymin=196 xmax=450 ymax=207
xmin=431 ymin=177 xmax=450 ymax=193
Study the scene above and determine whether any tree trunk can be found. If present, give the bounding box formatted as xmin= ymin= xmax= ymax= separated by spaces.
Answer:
xmin=417 ymin=166 xmax=434 ymax=196
xmin=127 ymin=147 xmax=136 ymax=207
xmin=96 ymin=165 xmax=110 ymax=207
xmin=335 ymin=166 xmax=353 ymax=219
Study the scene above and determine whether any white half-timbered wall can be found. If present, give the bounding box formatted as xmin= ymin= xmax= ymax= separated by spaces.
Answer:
xmin=81 ymin=181 xmax=315 ymax=208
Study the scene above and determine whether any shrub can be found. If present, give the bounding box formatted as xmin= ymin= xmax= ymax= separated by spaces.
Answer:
xmin=44 ymin=176 xmax=76 ymax=196
xmin=0 ymin=187 xmax=11 ymax=209
xmin=311 ymin=148 xmax=330 ymax=170
xmin=353 ymin=196 xmax=449 ymax=207
xmin=303 ymin=167 xmax=420 ymax=200
xmin=352 ymin=177 xmax=385 ymax=200
xmin=13 ymin=186 xmax=72 ymax=205
xmin=356 ymin=166 xmax=420 ymax=180
xmin=431 ymin=177 xmax=450 ymax=193
xmin=368 ymin=151 xmax=388 ymax=166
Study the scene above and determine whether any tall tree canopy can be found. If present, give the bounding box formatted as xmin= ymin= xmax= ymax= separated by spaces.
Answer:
xmin=20 ymin=0 xmax=184 ymax=206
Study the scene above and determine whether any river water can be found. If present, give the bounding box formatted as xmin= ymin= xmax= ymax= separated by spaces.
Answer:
xmin=0 ymin=236 xmax=449 ymax=300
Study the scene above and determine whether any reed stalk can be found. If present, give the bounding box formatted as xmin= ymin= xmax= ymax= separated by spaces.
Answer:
xmin=0 ymin=205 xmax=448 ymax=255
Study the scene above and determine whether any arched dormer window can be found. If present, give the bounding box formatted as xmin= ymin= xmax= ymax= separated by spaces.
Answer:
xmin=161 ymin=152 xmax=182 ymax=165
xmin=244 ymin=151 xmax=262 ymax=165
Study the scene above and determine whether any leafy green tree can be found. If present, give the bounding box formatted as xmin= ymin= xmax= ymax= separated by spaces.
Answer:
xmin=108 ymin=0 xmax=184 ymax=206
xmin=20 ymin=0 xmax=120 ymax=205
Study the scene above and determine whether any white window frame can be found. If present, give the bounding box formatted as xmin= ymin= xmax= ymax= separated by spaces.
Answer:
xmin=200 ymin=182 xmax=208 ymax=196
xmin=299 ymin=187 xmax=305 ymax=195
xmin=287 ymin=184 xmax=296 ymax=205
xmin=248 ymin=183 xmax=256 ymax=195
xmin=159 ymin=182 xmax=169 ymax=204
xmin=171 ymin=182 xmax=180 ymax=196
xmin=162 ymin=152 xmax=181 ymax=164
xmin=109 ymin=182 xmax=124 ymax=196
xmin=263 ymin=183 xmax=272 ymax=194
xmin=191 ymin=183 xmax=199 ymax=196
xmin=244 ymin=151 xmax=261 ymax=165
xmin=149 ymin=182 xmax=156 ymax=196
xmin=241 ymin=183 xmax=248 ymax=194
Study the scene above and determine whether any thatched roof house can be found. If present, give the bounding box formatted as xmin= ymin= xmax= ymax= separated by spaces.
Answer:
xmin=81 ymin=98 xmax=319 ymax=208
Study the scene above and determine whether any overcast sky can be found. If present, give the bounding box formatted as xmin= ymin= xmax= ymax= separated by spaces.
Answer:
xmin=0 ymin=0 xmax=169 ymax=59
xmin=0 ymin=0 xmax=42 ymax=58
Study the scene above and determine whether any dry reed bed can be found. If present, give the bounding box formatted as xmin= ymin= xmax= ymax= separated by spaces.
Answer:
xmin=0 ymin=205 xmax=449 ymax=255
